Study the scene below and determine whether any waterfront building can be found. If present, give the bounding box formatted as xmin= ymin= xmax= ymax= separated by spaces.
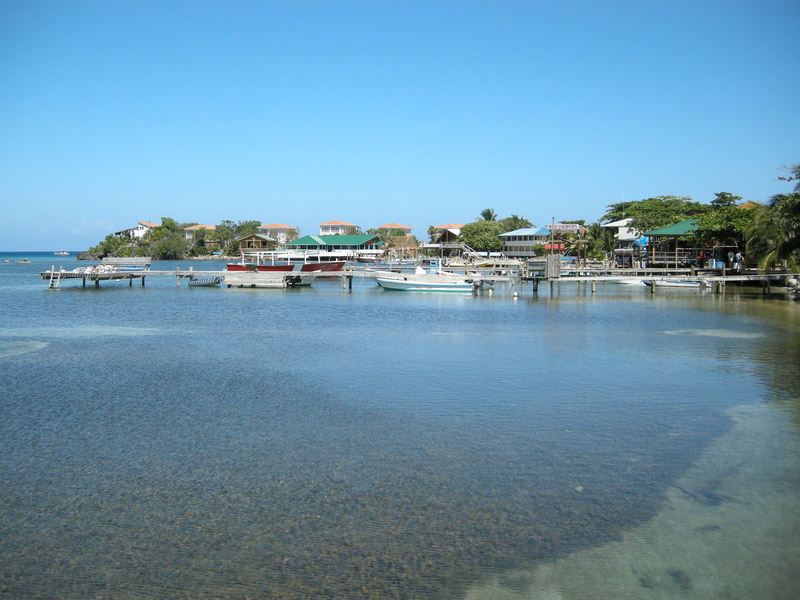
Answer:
xmin=644 ymin=219 xmax=702 ymax=267
xmin=258 ymin=224 xmax=299 ymax=244
xmin=601 ymin=218 xmax=639 ymax=244
xmin=236 ymin=233 xmax=278 ymax=252
xmin=319 ymin=220 xmax=357 ymax=235
xmin=433 ymin=223 xmax=464 ymax=244
xmin=183 ymin=224 xmax=216 ymax=240
xmin=285 ymin=234 xmax=384 ymax=260
xmin=498 ymin=227 xmax=551 ymax=258
xmin=114 ymin=221 xmax=159 ymax=239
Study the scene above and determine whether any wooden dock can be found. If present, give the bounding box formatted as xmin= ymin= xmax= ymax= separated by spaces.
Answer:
xmin=41 ymin=260 xmax=790 ymax=296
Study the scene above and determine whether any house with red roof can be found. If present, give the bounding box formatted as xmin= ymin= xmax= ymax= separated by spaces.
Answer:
xmin=319 ymin=220 xmax=357 ymax=235
xmin=257 ymin=223 xmax=299 ymax=244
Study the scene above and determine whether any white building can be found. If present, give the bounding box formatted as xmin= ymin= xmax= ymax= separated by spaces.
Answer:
xmin=114 ymin=221 xmax=159 ymax=239
xmin=183 ymin=224 xmax=216 ymax=240
xmin=257 ymin=223 xmax=299 ymax=244
xmin=498 ymin=227 xmax=551 ymax=258
xmin=319 ymin=220 xmax=357 ymax=235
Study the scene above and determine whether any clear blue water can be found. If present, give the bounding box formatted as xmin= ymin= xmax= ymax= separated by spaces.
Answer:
xmin=1 ymin=252 xmax=798 ymax=599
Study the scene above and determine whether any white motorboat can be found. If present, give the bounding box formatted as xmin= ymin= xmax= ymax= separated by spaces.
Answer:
xmin=645 ymin=279 xmax=709 ymax=288
xmin=376 ymin=277 xmax=477 ymax=292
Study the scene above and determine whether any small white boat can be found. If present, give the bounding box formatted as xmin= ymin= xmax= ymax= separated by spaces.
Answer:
xmin=376 ymin=275 xmax=477 ymax=292
xmin=646 ymin=279 xmax=708 ymax=288
xmin=54 ymin=250 xmax=70 ymax=256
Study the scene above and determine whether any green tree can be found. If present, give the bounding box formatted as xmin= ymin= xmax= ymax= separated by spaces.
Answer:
xmin=601 ymin=196 xmax=707 ymax=232
xmin=211 ymin=220 xmax=238 ymax=255
xmin=479 ymin=208 xmax=497 ymax=221
xmin=746 ymin=193 xmax=800 ymax=272
xmin=366 ymin=228 xmax=390 ymax=244
xmin=711 ymin=191 xmax=741 ymax=208
xmin=459 ymin=220 xmax=503 ymax=252
xmin=88 ymin=234 xmax=131 ymax=258
xmin=427 ymin=225 xmax=439 ymax=242
xmin=152 ymin=231 xmax=187 ymax=260
xmin=586 ymin=223 xmax=617 ymax=259
xmin=236 ymin=220 xmax=261 ymax=238
xmin=777 ymin=163 xmax=800 ymax=191
xmin=188 ymin=229 xmax=211 ymax=256
xmin=695 ymin=204 xmax=758 ymax=247
xmin=497 ymin=214 xmax=532 ymax=233
xmin=159 ymin=217 xmax=180 ymax=232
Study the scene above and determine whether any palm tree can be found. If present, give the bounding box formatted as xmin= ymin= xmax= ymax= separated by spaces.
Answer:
xmin=746 ymin=196 xmax=800 ymax=272
xmin=479 ymin=208 xmax=497 ymax=221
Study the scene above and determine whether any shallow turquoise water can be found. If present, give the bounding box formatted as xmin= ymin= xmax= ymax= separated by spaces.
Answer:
xmin=1 ymin=253 xmax=798 ymax=599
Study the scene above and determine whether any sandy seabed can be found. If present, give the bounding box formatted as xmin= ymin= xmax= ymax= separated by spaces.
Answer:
xmin=463 ymin=402 xmax=800 ymax=600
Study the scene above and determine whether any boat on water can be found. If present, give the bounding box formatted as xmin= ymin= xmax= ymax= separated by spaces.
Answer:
xmin=188 ymin=275 xmax=223 ymax=287
xmin=375 ymin=267 xmax=479 ymax=292
xmin=609 ymin=279 xmax=648 ymax=286
xmin=645 ymin=279 xmax=709 ymax=288
xmin=376 ymin=277 xmax=477 ymax=292
xmin=54 ymin=250 xmax=70 ymax=256
xmin=226 ymin=261 xmax=345 ymax=275
xmin=16 ymin=258 xmax=31 ymax=263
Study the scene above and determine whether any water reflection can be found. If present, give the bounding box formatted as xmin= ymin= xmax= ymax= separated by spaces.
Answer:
xmin=0 ymin=275 xmax=798 ymax=598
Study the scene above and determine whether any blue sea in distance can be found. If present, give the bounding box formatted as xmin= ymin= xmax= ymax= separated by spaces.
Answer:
xmin=1 ymin=252 xmax=798 ymax=599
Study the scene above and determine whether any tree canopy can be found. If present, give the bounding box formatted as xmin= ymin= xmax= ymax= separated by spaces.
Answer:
xmin=497 ymin=214 xmax=532 ymax=232
xmin=479 ymin=208 xmax=497 ymax=221
xmin=601 ymin=196 xmax=708 ymax=232
xmin=695 ymin=204 xmax=759 ymax=247
xmin=459 ymin=220 xmax=503 ymax=252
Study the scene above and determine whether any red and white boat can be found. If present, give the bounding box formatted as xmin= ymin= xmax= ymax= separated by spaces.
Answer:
xmin=226 ymin=261 xmax=346 ymax=275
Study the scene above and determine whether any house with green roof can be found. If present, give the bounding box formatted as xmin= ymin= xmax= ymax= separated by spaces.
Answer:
xmin=643 ymin=219 xmax=703 ymax=267
xmin=285 ymin=234 xmax=384 ymax=261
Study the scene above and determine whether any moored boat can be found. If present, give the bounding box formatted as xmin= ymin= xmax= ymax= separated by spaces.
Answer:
xmin=225 ymin=261 xmax=345 ymax=274
xmin=376 ymin=272 xmax=478 ymax=293
xmin=226 ymin=263 xmax=294 ymax=272
xmin=645 ymin=279 xmax=709 ymax=288
xmin=188 ymin=275 xmax=223 ymax=287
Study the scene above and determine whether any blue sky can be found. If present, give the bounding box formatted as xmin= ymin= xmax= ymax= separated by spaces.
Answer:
xmin=1 ymin=0 xmax=798 ymax=250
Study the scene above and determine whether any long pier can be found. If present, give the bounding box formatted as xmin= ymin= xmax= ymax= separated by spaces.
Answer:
xmin=40 ymin=263 xmax=789 ymax=295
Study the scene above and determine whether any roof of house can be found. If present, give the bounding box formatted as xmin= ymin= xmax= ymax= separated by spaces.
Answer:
xmin=258 ymin=223 xmax=297 ymax=230
xmin=601 ymin=218 xmax=633 ymax=228
xmin=644 ymin=219 xmax=699 ymax=236
xmin=319 ymin=220 xmax=355 ymax=226
xmin=286 ymin=234 xmax=381 ymax=247
xmin=184 ymin=224 xmax=216 ymax=231
xmin=138 ymin=221 xmax=159 ymax=228
xmin=499 ymin=227 xmax=549 ymax=237
xmin=378 ymin=222 xmax=412 ymax=230
xmin=435 ymin=223 xmax=464 ymax=229
xmin=236 ymin=233 xmax=277 ymax=242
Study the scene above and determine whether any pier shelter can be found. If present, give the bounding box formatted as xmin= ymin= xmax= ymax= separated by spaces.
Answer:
xmin=644 ymin=219 xmax=704 ymax=268
xmin=236 ymin=233 xmax=278 ymax=252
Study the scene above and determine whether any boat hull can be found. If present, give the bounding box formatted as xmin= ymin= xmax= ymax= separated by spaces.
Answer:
xmin=376 ymin=277 xmax=475 ymax=292
xmin=226 ymin=263 xmax=294 ymax=272
xmin=226 ymin=261 xmax=345 ymax=275
xmin=646 ymin=279 xmax=708 ymax=288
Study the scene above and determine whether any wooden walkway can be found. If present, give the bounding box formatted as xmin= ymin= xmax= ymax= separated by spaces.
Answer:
xmin=40 ymin=264 xmax=789 ymax=294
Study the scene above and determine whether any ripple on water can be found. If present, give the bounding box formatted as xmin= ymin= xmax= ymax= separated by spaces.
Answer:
xmin=0 ymin=340 xmax=49 ymax=358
